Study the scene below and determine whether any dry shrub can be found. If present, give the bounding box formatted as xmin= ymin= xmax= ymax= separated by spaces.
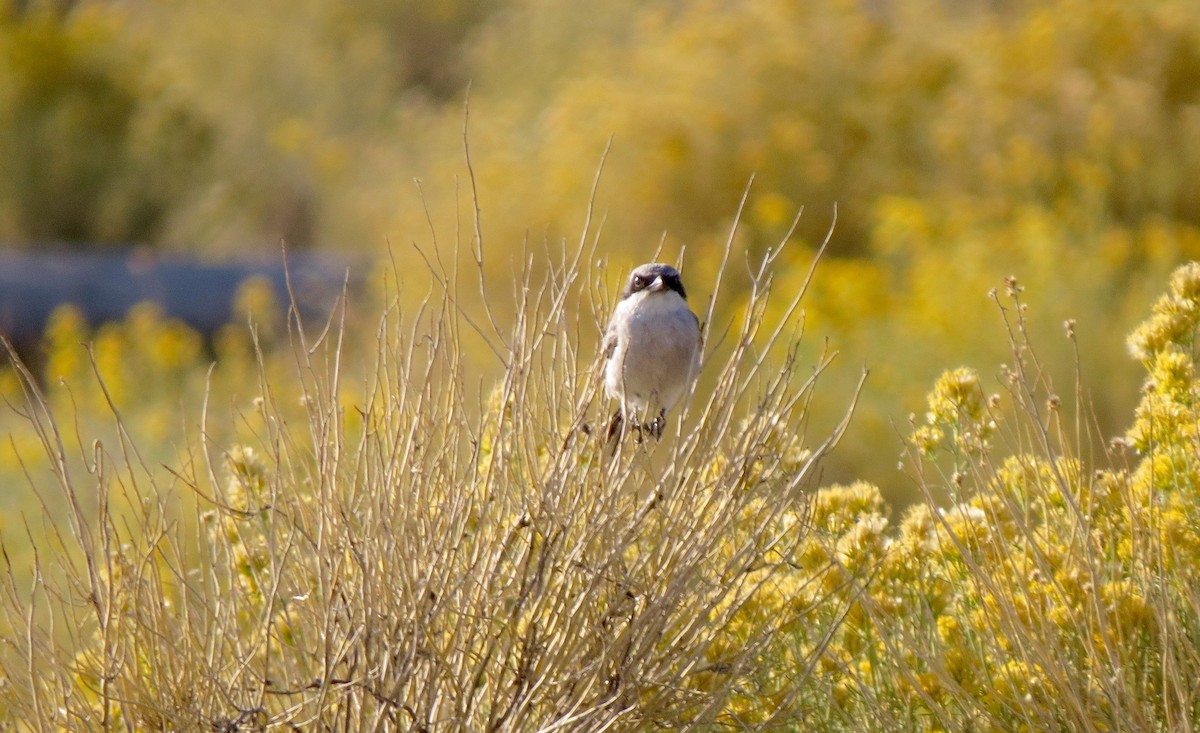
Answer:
xmin=0 ymin=188 xmax=857 ymax=730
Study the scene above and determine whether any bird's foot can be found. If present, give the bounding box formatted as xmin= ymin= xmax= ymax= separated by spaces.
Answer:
xmin=608 ymin=409 xmax=667 ymax=450
xmin=646 ymin=410 xmax=667 ymax=441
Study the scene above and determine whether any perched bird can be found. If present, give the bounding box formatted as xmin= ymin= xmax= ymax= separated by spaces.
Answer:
xmin=603 ymin=262 xmax=702 ymax=445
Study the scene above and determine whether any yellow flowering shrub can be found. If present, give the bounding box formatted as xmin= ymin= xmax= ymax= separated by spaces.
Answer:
xmin=723 ymin=263 xmax=1200 ymax=730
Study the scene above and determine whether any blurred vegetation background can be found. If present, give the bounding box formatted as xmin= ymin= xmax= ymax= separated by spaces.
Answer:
xmin=3 ymin=0 xmax=1200 ymax=500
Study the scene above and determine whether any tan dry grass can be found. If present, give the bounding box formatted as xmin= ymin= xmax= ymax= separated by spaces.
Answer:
xmin=0 ymin=175 xmax=857 ymax=729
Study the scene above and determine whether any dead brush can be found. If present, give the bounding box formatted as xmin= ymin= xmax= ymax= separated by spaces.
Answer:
xmin=0 ymin=178 xmax=860 ymax=729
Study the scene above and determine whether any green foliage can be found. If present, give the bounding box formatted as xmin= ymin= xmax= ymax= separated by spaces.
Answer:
xmin=0 ymin=1 xmax=212 ymax=243
xmin=0 ymin=0 xmax=492 ymax=248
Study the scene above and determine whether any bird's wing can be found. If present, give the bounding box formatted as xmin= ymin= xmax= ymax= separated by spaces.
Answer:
xmin=602 ymin=324 xmax=617 ymax=360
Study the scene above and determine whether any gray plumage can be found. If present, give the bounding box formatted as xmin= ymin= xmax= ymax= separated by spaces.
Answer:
xmin=603 ymin=263 xmax=702 ymax=442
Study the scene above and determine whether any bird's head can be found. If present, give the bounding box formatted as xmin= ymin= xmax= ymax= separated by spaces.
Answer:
xmin=622 ymin=263 xmax=688 ymax=300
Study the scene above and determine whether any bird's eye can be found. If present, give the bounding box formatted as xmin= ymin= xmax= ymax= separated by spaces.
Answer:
xmin=632 ymin=275 xmax=646 ymax=290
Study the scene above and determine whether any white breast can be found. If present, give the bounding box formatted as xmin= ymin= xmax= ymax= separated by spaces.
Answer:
xmin=605 ymin=291 xmax=701 ymax=419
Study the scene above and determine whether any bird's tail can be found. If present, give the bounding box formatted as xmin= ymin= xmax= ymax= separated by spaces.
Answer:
xmin=605 ymin=409 xmax=624 ymax=455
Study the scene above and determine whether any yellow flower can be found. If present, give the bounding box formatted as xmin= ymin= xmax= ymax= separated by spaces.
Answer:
xmin=987 ymin=659 xmax=1049 ymax=714
xmin=910 ymin=368 xmax=994 ymax=457
xmin=1099 ymin=581 xmax=1155 ymax=638
xmin=834 ymin=514 xmax=890 ymax=573
xmin=1127 ymin=273 xmax=1200 ymax=361
xmin=810 ymin=482 xmax=886 ymax=535
xmin=43 ymin=304 xmax=90 ymax=384
xmin=1169 ymin=261 xmax=1200 ymax=302
xmin=935 ymin=502 xmax=993 ymax=560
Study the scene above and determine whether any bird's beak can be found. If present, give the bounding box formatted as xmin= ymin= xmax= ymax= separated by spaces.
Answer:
xmin=647 ymin=275 xmax=666 ymax=292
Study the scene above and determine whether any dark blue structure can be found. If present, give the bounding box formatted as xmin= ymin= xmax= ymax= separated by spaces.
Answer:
xmin=0 ymin=249 xmax=354 ymax=356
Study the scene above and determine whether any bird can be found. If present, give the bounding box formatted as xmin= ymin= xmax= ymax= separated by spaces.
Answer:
xmin=602 ymin=262 xmax=702 ymax=446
